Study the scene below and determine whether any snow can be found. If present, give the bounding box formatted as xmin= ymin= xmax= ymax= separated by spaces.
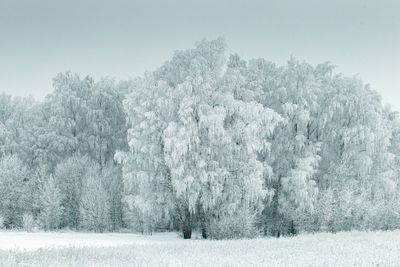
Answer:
xmin=0 ymin=231 xmax=180 ymax=251
xmin=1 ymin=231 xmax=400 ymax=266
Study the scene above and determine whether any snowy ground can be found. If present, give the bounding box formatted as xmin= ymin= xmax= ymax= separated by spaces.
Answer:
xmin=0 ymin=231 xmax=180 ymax=251
xmin=0 ymin=230 xmax=400 ymax=266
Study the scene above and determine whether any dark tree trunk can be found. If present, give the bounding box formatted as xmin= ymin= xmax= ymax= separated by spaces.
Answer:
xmin=183 ymin=226 xmax=192 ymax=239
xmin=198 ymin=207 xmax=208 ymax=239
xmin=289 ymin=220 xmax=297 ymax=235
xmin=181 ymin=208 xmax=192 ymax=239
xmin=201 ymin=226 xmax=207 ymax=239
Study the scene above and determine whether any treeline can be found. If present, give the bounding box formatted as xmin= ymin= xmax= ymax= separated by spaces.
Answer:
xmin=1 ymin=38 xmax=400 ymax=239
xmin=0 ymin=74 xmax=128 ymax=231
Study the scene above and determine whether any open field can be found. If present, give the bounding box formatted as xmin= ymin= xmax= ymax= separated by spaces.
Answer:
xmin=0 ymin=231 xmax=400 ymax=266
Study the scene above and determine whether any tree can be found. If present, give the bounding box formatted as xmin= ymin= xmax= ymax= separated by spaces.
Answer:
xmin=122 ymin=38 xmax=281 ymax=239
xmin=224 ymin=56 xmax=325 ymax=235
xmin=44 ymin=73 xmax=92 ymax=163
xmin=315 ymin=75 xmax=397 ymax=231
xmin=54 ymin=155 xmax=94 ymax=229
xmin=102 ymin=164 xmax=124 ymax=230
xmin=80 ymin=166 xmax=110 ymax=232
xmin=118 ymin=76 xmax=175 ymax=235
xmin=0 ymin=155 xmax=29 ymax=228
xmin=86 ymin=79 xmax=128 ymax=166
xmin=38 ymin=175 xmax=63 ymax=230
xmin=44 ymin=73 xmax=128 ymax=168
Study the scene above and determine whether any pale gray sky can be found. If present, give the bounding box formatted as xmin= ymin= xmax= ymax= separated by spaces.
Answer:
xmin=0 ymin=0 xmax=399 ymax=110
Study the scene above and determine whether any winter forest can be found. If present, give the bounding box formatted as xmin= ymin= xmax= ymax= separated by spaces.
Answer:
xmin=1 ymin=38 xmax=400 ymax=240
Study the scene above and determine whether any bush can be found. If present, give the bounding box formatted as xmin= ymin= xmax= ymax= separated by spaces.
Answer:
xmin=207 ymin=210 xmax=260 ymax=240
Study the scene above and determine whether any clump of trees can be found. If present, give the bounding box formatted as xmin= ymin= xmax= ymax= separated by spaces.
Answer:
xmin=0 ymin=38 xmax=399 ymax=238
xmin=119 ymin=38 xmax=400 ymax=238
xmin=0 ymin=76 xmax=127 ymax=232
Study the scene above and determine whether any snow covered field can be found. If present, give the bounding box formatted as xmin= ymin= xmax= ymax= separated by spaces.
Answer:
xmin=0 ymin=231 xmax=180 ymax=251
xmin=0 ymin=231 xmax=400 ymax=266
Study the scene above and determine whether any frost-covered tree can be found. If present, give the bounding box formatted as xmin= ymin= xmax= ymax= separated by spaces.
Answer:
xmin=86 ymin=79 xmax=128 ymax=166
xmin=80 ymin=166 xmax=110 ymax=232
xmin=315 ymin=75 xmax=396 ymax=230
xmin=44 ymin=73 xmax=127 ymax=168
xmin=230 ymin=57 xmax=326 ymax=235
xmin=102 ymin=164 xmax=124 ymax=230
xmin=54 ymin=155 xmax=94 ymax=229
xmin=0 ymin=94 xmax=44 ymax=169
xmin=39 ymin=175 xmax=63 ymax=230
xmin=122 ymin=38 xmax=280 ymax=239
xmin=159 ymin=38 xmax=229 ymax=238
xmin=0 ymin=155 xmax=29 ymax=228
xmin=45 ymin=73 xmax=92 ymax=161
xmin=119 ymin=75 xmax=177 ymax=235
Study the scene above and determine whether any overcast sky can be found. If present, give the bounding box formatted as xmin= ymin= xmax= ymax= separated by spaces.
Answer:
xmin=0 ymin=0 xmax=399 ymax=110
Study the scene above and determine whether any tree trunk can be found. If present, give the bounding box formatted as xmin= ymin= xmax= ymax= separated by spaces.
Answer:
xmin=183 ymin=226 xmax=192 ymax=239
xmin=181 ymin=209 xmax=192 ymax=239
xmin=178 ymin=201 xmax=192 ymax=239
xmin=199 ymin=207 xmax=208 ymax=239
xmin=201 ymin=225 xmax=207 ymax=239
xmin=289 ymin=220 xmax=297 ymax=235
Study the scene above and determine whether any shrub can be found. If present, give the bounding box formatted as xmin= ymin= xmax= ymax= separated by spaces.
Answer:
xmin=207 ymin=209 xmax=260 ymax=240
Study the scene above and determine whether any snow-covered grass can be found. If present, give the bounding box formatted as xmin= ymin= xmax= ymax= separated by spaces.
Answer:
xmin=0 ymin=231 xmax=180 ymax=251
xmin=0 ymin=230 xmax=399 ymax=266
